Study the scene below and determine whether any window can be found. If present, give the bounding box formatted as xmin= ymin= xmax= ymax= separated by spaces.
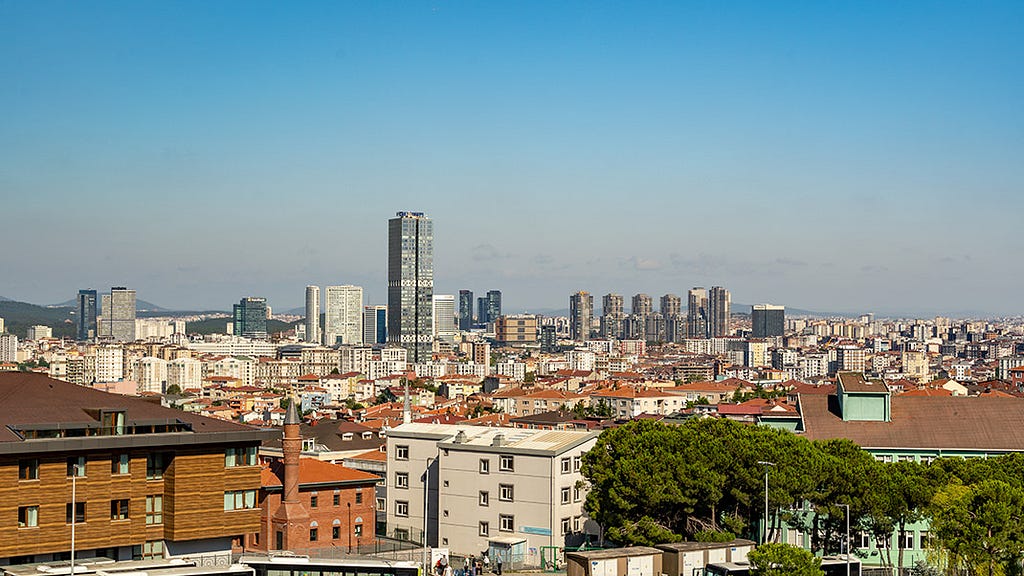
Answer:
xmin=395 ymin=528 xmax=410 ymax=541
xmin=134 ymin=541 xmax=164 ymax=560
xmin=225 ymin=446 xmax=257 ymax=467
xmin=479 ymin=459 xmax=490 ymax=474
xmin=479 ymin=521 xmax=490 ymax=536
xmin=223 ymin=490 xmax=257 ymax=511
xmin=573 ymin=485 xmax=582 ymax=502
xmin=112 ymin=453 xmax=129 ymax=475
xmin=332 ymin=526 xmax=340 ymax=539
xmin=919 ymin=531 xmax=931 ymax=550
xmin=479 ymin=491 xmax=490 ymax=506
xmin=499 ymin=455 xmax=514 ymax=472
xmin=857 ymin=531 xmax=871 ymax=549
xmin=354 ymin=523 xmax=363 ymax=537
xmin=396 ymin=472 xmax=409 ymax=489
xmin=18 ymin=506 xmax=38 ymax=528
xmin=899 ymin=531 xmax=915 ymax=549
xmin=560 ymin=487 xmax=571 ymax=504
xmin=67 ymin=456 xmax=86 ymax=477
xmin=355 ymin=491 xmax=363 ymax=504
xmin=560 ymin=457 xmax=571 ymax=474
xmin=111 ymin=499 xmax=130 ymax=521
xmin=309 ymin=527 xmax=319 ymax=542
xmin=561 ymin=517 xmax=571 ymax=535
xmin=573 ymin=455 xmax=582 ymax=472
xmin=499 ymin=484 xmax=514 ymax=502
xmin=146 ymin=495 xmax=163 ymax=524
xmin=396 ymin=500 xmax=409 ymax=517
xmin=333 ymin=492 xmax=341 ymax=506
xmin=499 ymin=514 xmax=514 ymax=532
xmin=574 ymin=516 xmax=582 ymax=532
xmin=376 ymin=497 xmax=385 ymax=511
xmin=66 ymin=502 xmax=86 ymax=524
xmin=100 ymin=410 xmax=126 ymax=435
xmin=395 ymin=445 xmax=409 ymax=460
xmin=147 ymin=453 xmax=170 ymax=480
xmin=19 ymin=459 xmax=39 ymax=480
xmin=310 ymin=494 xmax=319 ymax=508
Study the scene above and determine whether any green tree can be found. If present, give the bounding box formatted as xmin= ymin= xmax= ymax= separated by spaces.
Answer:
xmin=864 ymin=460 xmax=940 ymax=570
xmin=748 ymin=543 xmax=824 ymax=576
xmin=929 ymin=479 xmax=1024 ymax=576
xmin=165 ymin=384 xmax=182 ymax=396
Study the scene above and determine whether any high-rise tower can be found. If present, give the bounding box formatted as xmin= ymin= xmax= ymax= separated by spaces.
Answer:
xmin=752 ymin=304 xmax=785 ymax=338
xmin=687 ymin=287 xmax=708 ymax=339
xmin=304 ymin=286 xmax=320 ymax=344
xmin=569 ymin=291 xmax=593 ymax=342
xmin=324 ymin=286 xmax=363 ymax=346
xmin=708 ymin=286 xmax=731 ymax=338
xmin=458 ymin=290 xmax=474 ymax=331
xmin=387 ymin=211 xmax=433 ymax=363
xmin=77 ymin=289 xmax=98 ymax=340
xmin=233 ymin=297 xmax=268 ymax=339
xmin=108 ymin=287 xmax=136 ymax=342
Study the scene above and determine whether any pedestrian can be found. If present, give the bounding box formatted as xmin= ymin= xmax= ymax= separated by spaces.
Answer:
xmin=464 ymin=556 xmax=471 ymax=576
xmin=495 ymin=554 xmax=502 ymax=576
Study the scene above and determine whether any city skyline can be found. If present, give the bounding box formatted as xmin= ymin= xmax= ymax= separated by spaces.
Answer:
xmin=2 ymin=3 xmax=1023 ymax=316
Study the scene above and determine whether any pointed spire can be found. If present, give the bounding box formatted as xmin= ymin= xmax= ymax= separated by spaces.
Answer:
xmin=285 ymin=395 xmax=301 ymax=425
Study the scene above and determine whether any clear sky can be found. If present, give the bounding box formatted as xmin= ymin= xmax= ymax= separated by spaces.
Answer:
xmin=2 ymin=1 xmax=1022 ymax=317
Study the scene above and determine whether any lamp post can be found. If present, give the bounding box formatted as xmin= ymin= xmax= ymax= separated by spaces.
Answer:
xmin=839 ymin=503 xmax=850 ymax=576
xmin=757 ymin=461 xmax=774 ymax=544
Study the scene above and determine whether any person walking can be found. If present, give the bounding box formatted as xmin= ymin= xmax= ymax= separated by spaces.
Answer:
xmin=495 ymin=554 xmax=502 ymax=576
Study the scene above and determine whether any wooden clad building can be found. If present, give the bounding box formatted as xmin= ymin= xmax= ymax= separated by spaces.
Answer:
xmin=0 ymin=372 xmax=276 ymax=565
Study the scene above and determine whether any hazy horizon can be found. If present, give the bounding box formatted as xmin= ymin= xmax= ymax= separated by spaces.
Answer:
xmin=2 ymin=2 xmax=1022 ymax=317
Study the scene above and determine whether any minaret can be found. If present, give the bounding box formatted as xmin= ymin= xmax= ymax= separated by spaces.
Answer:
xmin=271 ymin=399 xmax=310 ymax=550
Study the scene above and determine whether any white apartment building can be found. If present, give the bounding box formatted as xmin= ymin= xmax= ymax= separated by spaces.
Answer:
xmin=134 ymin=356 xmax=168 ymax=394
xmin=205 ymin=355 xmax=257 ymax=387
xmin=432 ymin=295 xmax=457 ymax=342
xmin=0 ymin=334 xmax=17 ymax=363
xmin=340 ymin=345 xmax=374 ymax=374
xmin=386 ymin=424 xmax=600 ymax=565
xmin=495 ymin=361 xmax=526 ymax=381
xmin=168 ymin=357 xmax=203 ymax=391
xmin=26 ymin=325 xmax=52 ymax=340
xmin=95 ymin=345 xmax=124 ymax=382
xmin=567 ymin=349 xmax=595 ymax=372
xmin=325 ymin=285 xmax=364 ymax=346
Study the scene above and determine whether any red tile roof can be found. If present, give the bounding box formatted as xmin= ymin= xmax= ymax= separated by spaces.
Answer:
xmin=262 ymin=457 xmax=380 ymax=488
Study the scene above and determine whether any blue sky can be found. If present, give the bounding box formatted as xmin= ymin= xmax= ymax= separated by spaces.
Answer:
xmin=1 ymin=1 xmax=1022 ymax=316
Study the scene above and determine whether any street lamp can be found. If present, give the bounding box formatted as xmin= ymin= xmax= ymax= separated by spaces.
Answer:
xmin=757 ymin=461 xmax=774 ymax=545
xmin=838 ymin=503 xmax=850 ymax=576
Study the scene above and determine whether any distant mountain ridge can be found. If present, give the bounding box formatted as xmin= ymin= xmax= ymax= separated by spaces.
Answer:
xmin=53 ymin=297 xmax=168 ymax=311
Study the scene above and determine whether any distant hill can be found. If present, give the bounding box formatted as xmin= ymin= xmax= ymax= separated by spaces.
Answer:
xmin=0 ymin=300 xmax=76 ymax=339
xmin=54 ymin=297 xmax=168 ymax=311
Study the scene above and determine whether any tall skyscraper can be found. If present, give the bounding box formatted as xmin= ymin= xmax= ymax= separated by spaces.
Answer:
xmin=108 ymin=287 xmax=136 ymax=342
xmin=432 ymin=294 xmax=456 ymax=342
xmin=569 ymin=291 xmax=593 ymax=342
xmin=632 ymin=294 xmax=653 ymax=317
xmin=387 ymin=211 xmax=433 ymax=363
xmin=708 ymin=286 xmax=731 ymax=338
xmin=486 ymin=290 xmax=502 ymax=323
xmin=661 ymin=294 xmax=682 ymax=317
xmin=362 ymin=305 xmax=388 ymax=345
xmin=77 ymin=289 xmax=98 ymax=340
xmin=233 ymin=297 xmax=268 ymax=339
xmin=601 ymin=293 xmax=624 ymax=339
xmin=687 ymin=287 xmax=708 ymax=339
xmin=752 ymin=304 xmax=785 ymax=338
xmin=602 ymin=293 xmax=624 ymax=317
xmin=458 ymin=290 xmax=474 ymax=331
xmin=325 ymin=285 xmax=363 ymax=346
xmin=477 ymin=296 xmax=488 ymax=325
xmin=305 ymin=286 xmax=320 ymax=344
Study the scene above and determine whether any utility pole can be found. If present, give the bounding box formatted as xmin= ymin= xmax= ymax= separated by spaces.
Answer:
xmin=757 ymin=461 xmax=774 ymax=544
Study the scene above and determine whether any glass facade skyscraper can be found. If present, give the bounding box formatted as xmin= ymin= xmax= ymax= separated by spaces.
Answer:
xmin=77 ymin=289 xmax=98 ymax=340
xmin=387 ymin=211 xmax=433 ymax=363
xmin=458 ymin=290 xmax=474 ymax=331
xmin=233 ymin=297 xmax=268 ymax=339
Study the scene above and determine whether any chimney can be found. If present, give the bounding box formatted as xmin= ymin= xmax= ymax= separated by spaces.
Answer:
xmin=282 ymin=399 xmax=301 ymax=505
